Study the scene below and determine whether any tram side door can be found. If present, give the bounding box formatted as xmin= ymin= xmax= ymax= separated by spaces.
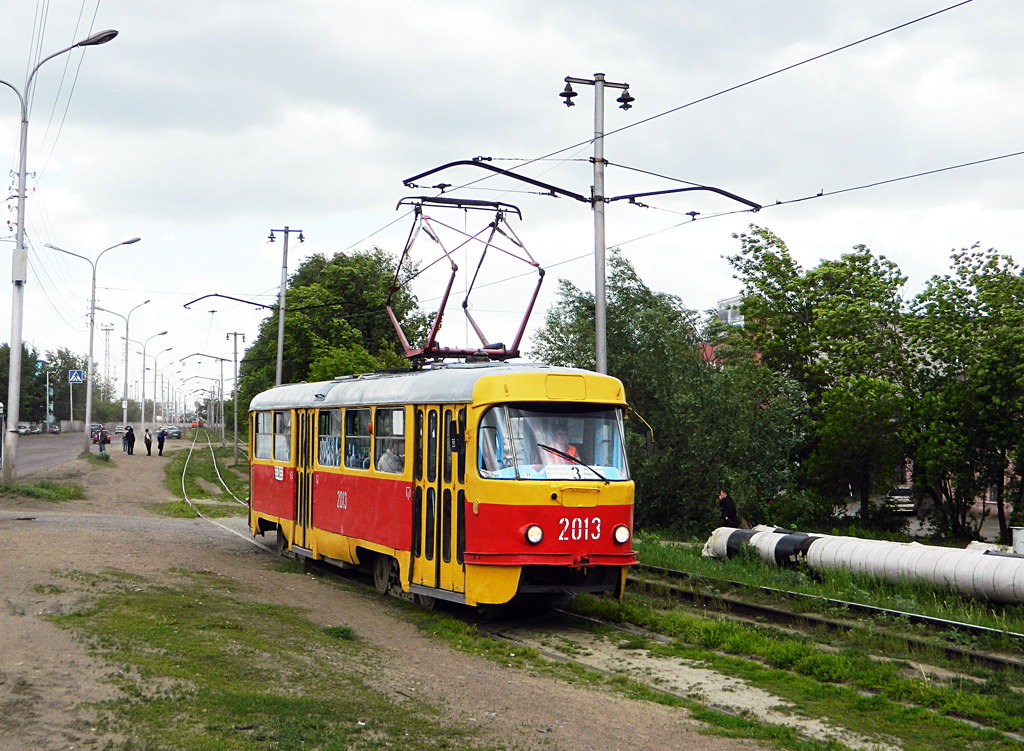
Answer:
xmin=411 ymin=405 xmax=466 ymax=597
xmin=293 ymin=409 xmax=315 ymax=550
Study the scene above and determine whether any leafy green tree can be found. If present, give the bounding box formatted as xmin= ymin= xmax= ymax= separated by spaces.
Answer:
xmin=908 ymin=246 xmax=1024 ymax=541
xmin=531 ymin=250 xmax=804 ymax=534
xmin=727 ymin=226 xmax=911 ymax=514
xmin=40 ymin=349 xmax=86 ymax=422
xmin=237 ymin=247 xmax=425 ymax=410
xmin=0 ymin=343 xmax=46 ymax=424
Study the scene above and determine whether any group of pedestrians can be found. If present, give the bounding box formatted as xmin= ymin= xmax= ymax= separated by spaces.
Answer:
xmin=116 ymin=426 xmax=166 ymax=456
xmin=97 ymin=425 xmax=169 ymax=456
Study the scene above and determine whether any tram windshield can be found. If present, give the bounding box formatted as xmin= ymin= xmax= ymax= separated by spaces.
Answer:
xmin=477 ymin=404 xmax=629 ymax=481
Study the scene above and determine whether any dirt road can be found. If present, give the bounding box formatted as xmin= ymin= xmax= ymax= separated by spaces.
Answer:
xmin=0 ymin=446 xmax=755 ymax=751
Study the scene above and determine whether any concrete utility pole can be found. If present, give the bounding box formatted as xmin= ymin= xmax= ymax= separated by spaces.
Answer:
xmin=268 ymin=227 xmax=304 ymax=386
xmin=1 ymin=28 xmax=119 ymax=482
xmin=226 ymin=332 xmax=246 ymax=465
xmin=560 ymin=73 xmax=634 ymax=375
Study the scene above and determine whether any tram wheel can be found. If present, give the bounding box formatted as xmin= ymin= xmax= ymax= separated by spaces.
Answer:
xmin=415 ymin=593 xmax=437 ymax=611
xmin=373 ymin=554 xmax=393 ymax=594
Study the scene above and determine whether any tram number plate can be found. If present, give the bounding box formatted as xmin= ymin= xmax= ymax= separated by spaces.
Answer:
xmin=559 ymin=516 xmax=601 ymax=541
xmin=274 ymin=466 xmax=284 ymax=481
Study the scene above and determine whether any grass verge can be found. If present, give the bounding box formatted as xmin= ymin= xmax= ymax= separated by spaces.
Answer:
xmin=0 ymin=479 xmax=84 ymax=502
xmin=45 ymin=568 xmax=495 ymax=751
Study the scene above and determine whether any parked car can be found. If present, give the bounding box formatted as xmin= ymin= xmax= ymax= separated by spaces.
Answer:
xmin=16 ymin=423 xmax=30 ymax=435
xmin=161 ymin=425 xmax=182 ymax=439
xmin=47 ymin=423 xmax=61 ymax=434
xmin=885 ymin=485 xmax=915 ymax=514
xmin=29 ymin=424 xmax=42 ymax=434
xmin=90 ymin=423 xmax=104 ymax=443
xmin=114 ymin=425 xmax=125 ymax=434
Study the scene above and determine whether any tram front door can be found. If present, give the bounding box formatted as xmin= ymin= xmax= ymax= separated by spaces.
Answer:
xmin=410 ymin=405 xmax=466 ymax=603
xmin=292 ymin=409 xmax=315 ymax=551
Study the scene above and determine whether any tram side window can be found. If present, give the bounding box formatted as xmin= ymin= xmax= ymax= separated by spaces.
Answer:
xmin=374 ymin=407 xmax=405 ymax=474
xmin=345 ymin=408 xmax=372 ymax=469
xmin=254 ymin=411 xmax=273 ymax=460
xmin=317 ymin=409 xmax=342 ymax=467
xmin=274 ymin=411 xmax=291 ymax=462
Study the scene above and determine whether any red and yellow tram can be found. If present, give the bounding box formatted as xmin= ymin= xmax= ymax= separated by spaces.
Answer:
xmin=248 ymin=361 xmax=635 ymax=607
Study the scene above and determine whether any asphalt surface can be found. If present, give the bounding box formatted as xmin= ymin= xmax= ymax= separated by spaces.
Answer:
xmin=3 ymin=431 xmax=97 ymax=478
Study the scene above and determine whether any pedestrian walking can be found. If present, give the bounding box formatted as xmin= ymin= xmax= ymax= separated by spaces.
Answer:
xmin=157 ymin=429 xmax=166 ymax=456
xmin=98 ymin=429 xmax=111 ymax=454
xmin=144 ymin=429 xmax=153 ymax=456
xmin=719 ymin=489 xmax=741 ymax=528
xmin=126 ymin=426 xmax=136 ymax=455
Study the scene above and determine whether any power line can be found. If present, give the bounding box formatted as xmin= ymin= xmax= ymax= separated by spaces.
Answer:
xmin=604 ymin=1 xmax=975 ymax=141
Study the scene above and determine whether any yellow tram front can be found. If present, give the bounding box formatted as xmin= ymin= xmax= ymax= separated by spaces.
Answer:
xmin=444 ymin=369 xmax=635 ymax=606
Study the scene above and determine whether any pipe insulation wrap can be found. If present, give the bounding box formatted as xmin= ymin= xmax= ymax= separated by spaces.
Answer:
xmin=703 ymin=527 xmax=1024 ymax=604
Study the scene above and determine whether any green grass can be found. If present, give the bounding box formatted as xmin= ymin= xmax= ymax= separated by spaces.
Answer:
xmin=635 ymin=536 xmax=1024 ymax=638
xmin=0 ymin=479 xmax=85 ymax=502
xmin=44 ymin=568 xmax=495 ymax=751
xmin=567 ymin=592 xmax=1024 ymax=749
xmin=155 ymin=500 xmax=248 ymax=519
xmin=164 ymin=439 xmax=249 ymax=502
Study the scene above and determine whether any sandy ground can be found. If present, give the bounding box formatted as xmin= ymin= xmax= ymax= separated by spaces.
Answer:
xmin=0 ymin=445 xmax=761 ymax=751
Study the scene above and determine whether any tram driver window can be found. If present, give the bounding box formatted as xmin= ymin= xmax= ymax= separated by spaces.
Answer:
xmin=345 ymin=408 xmax=372 ymax=469
xmin=274 ymin=411 xmax=291 ymax=462
xmin=374 ymin=407 xmax=405 ymax=474
xmin=477 ymin=407 xmax=512 ymax=477
xmin=317 ymin=409 xmax=342 ymax=467
xmin=254 ymin=411 xmax=273 ymax=460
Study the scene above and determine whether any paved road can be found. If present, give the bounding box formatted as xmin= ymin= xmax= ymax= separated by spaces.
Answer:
xmin=4 ymin=431 xmax=95 ymax=478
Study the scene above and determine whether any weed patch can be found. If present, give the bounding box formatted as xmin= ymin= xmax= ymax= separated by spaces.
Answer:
xmin=0 ymin=480 xmax=84 ymax=502
xmin=46 ymin=569 xmax=489 ymax=750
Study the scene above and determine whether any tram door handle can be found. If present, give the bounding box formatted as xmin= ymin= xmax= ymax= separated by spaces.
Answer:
xmin=449 ymin=421 xmax=464 ymax=453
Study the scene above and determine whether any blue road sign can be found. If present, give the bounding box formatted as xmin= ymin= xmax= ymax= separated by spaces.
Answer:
xmin=68 ymin=370 xmax=84 ymax=384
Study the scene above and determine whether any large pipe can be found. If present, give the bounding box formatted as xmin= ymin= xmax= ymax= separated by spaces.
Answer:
xmin=703 ymin=526 xmax=1024 ymax=605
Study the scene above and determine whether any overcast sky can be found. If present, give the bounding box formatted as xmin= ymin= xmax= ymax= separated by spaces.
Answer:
xmin=1 ymin=0 xmax=1019 ymax=405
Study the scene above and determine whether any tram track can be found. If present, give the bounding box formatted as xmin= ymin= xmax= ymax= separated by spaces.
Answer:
xmin=631 ymin=563 xmax=1024 ymax=674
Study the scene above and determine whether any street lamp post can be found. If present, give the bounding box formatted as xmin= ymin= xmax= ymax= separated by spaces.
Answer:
xmin=99 ymin=300 xmax=150 ymax=427
xmin=0 ymin=28 xmax=120 ymax=482
xmin=150 ymin=347 xmax=173 ymax=428
xmin=46 ymin=238 xmax=141 ymax=452
xmin=560 ymin=73 xmax=634 ymax=375
xmin=138 ymin=332 xmax=167 ymax=434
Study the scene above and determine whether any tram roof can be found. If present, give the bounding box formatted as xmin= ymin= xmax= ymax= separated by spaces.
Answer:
xmin=248 ymin=362 xmax=613 ymax=411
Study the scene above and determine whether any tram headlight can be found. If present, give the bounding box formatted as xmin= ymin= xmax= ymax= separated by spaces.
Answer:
xmin=613 ymin=525 xmax=631 ymax=544
xmin=525 ymin=524 xmax=544 ymax=545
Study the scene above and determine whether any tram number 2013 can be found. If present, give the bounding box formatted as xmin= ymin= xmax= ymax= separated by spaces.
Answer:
xmin=559 ymin=516 xmax=601 ymax=541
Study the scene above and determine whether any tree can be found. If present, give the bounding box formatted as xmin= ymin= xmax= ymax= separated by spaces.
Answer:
xmin=531 ymin=250 xmax=804 ymax=534
xmin=237 ymin=247 xmax=426 ymax=410
xmin=0 ymin=343 xmax=46 ymax=423
xmin=908 ymin=246 xmax=1024 ymax=541
xmin=41 ymin=349 xmax=88 ymax=422
xmin=727 ymin=226 xmax=912 ymax=514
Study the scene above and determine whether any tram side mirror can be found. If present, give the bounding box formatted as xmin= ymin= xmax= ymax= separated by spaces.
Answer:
xmin=449 ymin=420 xmax=465 ymax=453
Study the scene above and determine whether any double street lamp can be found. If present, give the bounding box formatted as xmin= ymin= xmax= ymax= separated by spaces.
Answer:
xmin=1 ymin=28 xmax=119 ymax=482
xmin=46 ymin=238 xmax=141 ymax=451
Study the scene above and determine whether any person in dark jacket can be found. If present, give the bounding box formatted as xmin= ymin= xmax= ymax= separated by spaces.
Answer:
xmin=157 ymin=429 xmax=166 ymax=456
xmin=719 ymin=489 xmax=741 ymax=528
xmin=126 ymin=426 xmax=136 ymax=455
xmin=144 ymin=429 xmax=153 ymax=456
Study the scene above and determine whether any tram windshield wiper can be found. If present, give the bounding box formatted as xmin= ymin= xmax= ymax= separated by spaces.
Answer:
xmin=536 ymin=443 xmax=609 ymax=483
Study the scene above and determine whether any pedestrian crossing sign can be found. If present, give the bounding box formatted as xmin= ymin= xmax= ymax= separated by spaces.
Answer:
xmin=68 ymin=370 xmax=84 ymax=384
